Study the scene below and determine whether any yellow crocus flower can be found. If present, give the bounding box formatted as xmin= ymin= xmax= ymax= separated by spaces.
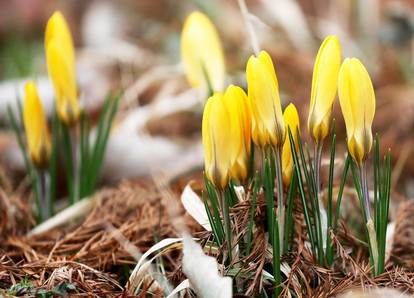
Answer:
xmin=202 ymin=85 xmax=251 ymax=188
xmin=202 ymin=93 xmax=232 ymax=189
xmin=282 ymin=103 xmax=300 ymax=185
xmin=308 ymin=35 xmax=341 ymax=143
xmin=181 ymin=11 xmax=225 ymax=92
xmin=246 ymin=50 xmax=285 ymax=149
xmin=338 ymin=58 xmax=376 ymax=165
xmin=45 ymin=11 xmax=80 ymax=125
xmin=23 ymin=81 xmax=51 ymax=168
xmin=225 ymin=85 xmax=251 ymax=183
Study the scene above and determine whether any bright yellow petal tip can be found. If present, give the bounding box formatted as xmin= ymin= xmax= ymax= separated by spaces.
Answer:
xmin=338 ymin=58 xmax=376 ymax=165
xmin=181 ymin=11 xmax=225 ymax=93
xmin=282 ymin=103 xmax=300 ymax=185
xmin=246 ymin=50 xmax=285 ymax=149
xmin=45 ymin=11 xmax=80 ymax=126
xmin=23 ymin=81 xmax=51 ymax=168
xmin=308 ymin=35 xmax=341 ymax=143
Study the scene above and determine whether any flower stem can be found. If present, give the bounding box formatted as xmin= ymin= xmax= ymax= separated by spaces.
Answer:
xmin=359 ymin=161 xmax=378 ymax=274
xmin=274 ymin=148 xmax=284 ymax=255
xmin=359 ymin=162 xmax=372 ymax=220
xmin=220 ymin=189 xmax=232 ymax=263
xmin=314 ymin=143 xmax=327 ymax=257
xmin=71 ymin=126 xmax=80 ymax=202
xmin=39 ymin=169 xmax=51 ymax=220
xmin=273 ymin=221 xmax=281 ymax=297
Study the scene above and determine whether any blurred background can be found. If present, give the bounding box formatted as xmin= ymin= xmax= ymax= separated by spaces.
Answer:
xmin=1 ymin=0 xmax=414 ymax=198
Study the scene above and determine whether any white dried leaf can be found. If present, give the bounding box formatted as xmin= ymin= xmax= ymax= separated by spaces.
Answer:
xmin=128 ymin=238 xmax=182 ymax=294
xmin=166 ymin=279 xmax=190 ymax=298
xmin=27 ymin=198 xmax=95 ymax=237
xmin=182 ymin=234 xmax=232 ymax=298
xmin=233 ymin=185 xmax=246 ymax=202
xmin=385 ymin=222 xmax=395 ymax=262
xmin=338 ymin=288 xmax=410 ymax=298
xmin=181 ymin=184 xmax=211 ymax=231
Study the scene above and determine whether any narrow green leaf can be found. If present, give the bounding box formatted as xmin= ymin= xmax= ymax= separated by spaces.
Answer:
xmin=264 ymin=157 xmax=275 ymax=246
xmin=222 ymin=187 xmax=233 ymax=263
xmin=203 ymin=191 xmax=222 ymax=246
xmin=333 ymin=154 xmax=351 ymax=232
xmin=326 ymin=132 xmax=336 ymax=265
xmin=60 ymin=121 xmax=75 ymax=204
xmin=273 ymin=222 xmax=281 ymax=298
xmin=246 ymin=172 xmax=260 ymax=255
xmin=48 ymin=112 xmax=60 ymax=216
xmin=284 ymin=171 xmax=298 ymax=253
xmin=204 ymin=174 xmax=224 ymax=242
xmin=288 ymin=128 xmax=316 ymax=257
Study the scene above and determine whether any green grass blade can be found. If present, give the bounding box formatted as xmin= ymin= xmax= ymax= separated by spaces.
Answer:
xmin=264 ymin=157 xmax=275 ymax=246
xmin=273 ymin=221 xmax=281 ymax=297
xmin=246 ymin=172 xmax=260 ymax=255
xmin=88 ymin=93 xmax=122 ymax=193
xmin=306 ymin=146 xmax=323 ymax=263
xmin=48 ymin=113 xmax=60 ymax=215
xmin=288 ymin=128 xmax=316 ymax=257
xmin=326 ymin=133 xmax=336 ymax=265
xmin=284 ymin=171 xmax=298 ymax=253
xmin=222 ymin=187 xmax=233 ymax=263
xmin=333 ymin=154 xmax=351 ymax=232
xmin=60 ymin=121 xmax=75 ymax=204
xmin=204 ymin=174 xmax=225 ymax=242
xmin=203 ymin=191 xmax=223 ymax=246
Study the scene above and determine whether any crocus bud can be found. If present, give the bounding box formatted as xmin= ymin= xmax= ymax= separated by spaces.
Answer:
xmin=202 ymin=93 xmax=232 ymax=189
xmin=23 ymin=81 xmax=51 ymax=168
xmin=225 ymin=85 xmax=251 ymax=183
xmin=338 ymin=58 xmax=376 ymax=165
xmin=202 ymin=85 xmax=252 ymax=188
xmin=45 ymin=11 xmax=80 ymax=126
xmin=181 ymin=11 xmax=225 ymax=93
xmin=246 ymin=50 xmax=285 ymax=149
xmin=308 ymin=35 xmax=341 ymax=143
xmin=282 ymin=103 xmax=300 ymax=185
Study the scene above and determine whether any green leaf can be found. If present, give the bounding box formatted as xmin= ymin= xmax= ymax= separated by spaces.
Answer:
xmin=287 ymin=128 xmax=316 ymax=257
xmin=246 ymin=172 xmax=260 ymax=255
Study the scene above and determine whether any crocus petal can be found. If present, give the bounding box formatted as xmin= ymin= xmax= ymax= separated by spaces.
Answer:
xmin=308 ymin=35 xmax=341 ymax=142
xmin=246 ymin=51 xmax=285 ymax=148
xmin=181 ymin=11 xmax=225 ymax=92
xmin=224 ymin=85 xmax=251 ymax=182
xmin=282 ymin=103 xmax=300 ymax=185
xmin=45 ymin=11 xmax=80 ymax=125
xmin=338 ymin=58 xmax=376 ymax=164
xmin=23 ymin=81 xmax=51 ymax=168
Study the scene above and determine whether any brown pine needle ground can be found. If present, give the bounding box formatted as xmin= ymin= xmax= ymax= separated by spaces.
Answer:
xmin=0 ymin=174 xmax=413 ymax=297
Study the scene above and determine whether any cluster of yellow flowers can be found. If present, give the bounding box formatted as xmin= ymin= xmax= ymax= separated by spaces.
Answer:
xmin=23 ymin=11 xmax=79 ymax=167
xmin=181 ymin=12 xmax=376 ymax=188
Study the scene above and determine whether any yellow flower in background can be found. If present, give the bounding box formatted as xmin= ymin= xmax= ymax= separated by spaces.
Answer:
xmin=45 ymin=11 xmax=80 ymax=125
xmin=308 ymin=35 xmax=341 ymax=143
xmin=23 ymin=81 xmax=51 ymax=168
xmin=282 ymin=103 xmax=300 ymax=185
xmin=225 ymin=85 xmax=251 ymax=183
xmin=181 ymin=11 xmax=225 ymax=93
xmin=338 ymin=58 xmax=376 ymax=165
xmin=246 ymin=50 xmax=285 ymax=149
xmin=202 ymin=93 xmax=232 ymax=189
